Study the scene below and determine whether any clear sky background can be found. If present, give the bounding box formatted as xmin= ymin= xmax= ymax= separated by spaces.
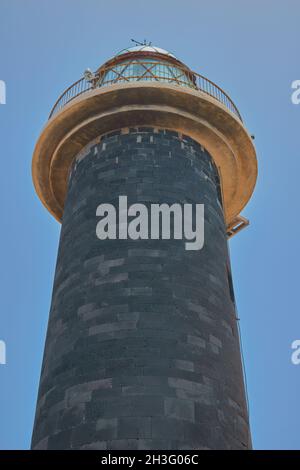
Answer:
xmin=0 ymin=0 xmax=299 ymax=450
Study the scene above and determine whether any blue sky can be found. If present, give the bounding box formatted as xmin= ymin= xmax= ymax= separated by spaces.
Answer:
xmin=0 ymin=0 xmax=299 ymax=449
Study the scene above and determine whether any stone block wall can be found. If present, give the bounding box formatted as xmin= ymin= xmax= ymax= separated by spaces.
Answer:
xmin=31 ymin=128 xmax=250 ymax=450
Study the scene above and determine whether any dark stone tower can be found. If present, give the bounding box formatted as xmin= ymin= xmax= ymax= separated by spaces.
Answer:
xmin=31 ymin=45 xmax=257 ymax=450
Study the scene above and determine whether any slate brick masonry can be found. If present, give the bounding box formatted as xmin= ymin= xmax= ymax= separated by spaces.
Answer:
xmin=31 ymin=128 xmax=251 ymax=450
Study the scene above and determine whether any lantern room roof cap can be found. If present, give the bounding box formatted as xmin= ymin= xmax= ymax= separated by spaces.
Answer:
xmin=115 ymin=45 xmax=177 ymax=59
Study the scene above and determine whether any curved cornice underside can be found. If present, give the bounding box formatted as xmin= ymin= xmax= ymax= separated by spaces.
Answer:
xmin=32 ymin=82 xmax=257 ymax=224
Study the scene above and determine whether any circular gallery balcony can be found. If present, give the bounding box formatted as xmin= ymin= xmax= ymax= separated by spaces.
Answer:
xmin=32 ymin=45 xmax=257 ymax=232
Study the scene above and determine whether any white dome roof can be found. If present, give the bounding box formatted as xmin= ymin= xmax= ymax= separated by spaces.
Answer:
xmin=116 ymin=45 xmax=176 ymax=58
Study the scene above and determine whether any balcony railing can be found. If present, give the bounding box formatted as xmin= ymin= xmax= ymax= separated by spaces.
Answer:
xmin=49 ymin=60 xmax=242 ymax=121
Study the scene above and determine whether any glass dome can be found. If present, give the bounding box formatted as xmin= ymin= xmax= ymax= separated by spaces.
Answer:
xmin=97 ymin=45 xmax=196 ymax=89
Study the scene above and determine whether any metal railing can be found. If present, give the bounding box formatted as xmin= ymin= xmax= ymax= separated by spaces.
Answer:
xmin=49 ymin=61 xmax=242 ymax=121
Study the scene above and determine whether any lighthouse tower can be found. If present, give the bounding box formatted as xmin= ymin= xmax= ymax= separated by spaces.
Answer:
xmin=31 ymin=44 xmax=257 ymax=450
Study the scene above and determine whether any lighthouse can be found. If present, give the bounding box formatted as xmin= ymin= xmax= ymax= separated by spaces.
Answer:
xmin=31 ymin=44 xmax=257 ymax=450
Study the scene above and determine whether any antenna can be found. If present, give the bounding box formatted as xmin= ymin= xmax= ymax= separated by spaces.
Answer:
xmin=131 ymin=38 xmax=152 ymax=47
